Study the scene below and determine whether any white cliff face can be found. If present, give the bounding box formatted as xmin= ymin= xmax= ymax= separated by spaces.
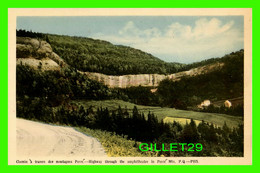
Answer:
xmin=83 ymin=72 xmax=160 ymax=88
xmin=16 ymin=37 xmax=224 ymax=88
xmin=83 ymin=62 xmax=224 ymax=88
xmin=17 ymin=58 xmax=60 ymax=71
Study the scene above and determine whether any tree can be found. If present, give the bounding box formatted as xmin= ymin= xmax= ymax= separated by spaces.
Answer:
xmin=180 ymin=119 xmax=200 ymax=143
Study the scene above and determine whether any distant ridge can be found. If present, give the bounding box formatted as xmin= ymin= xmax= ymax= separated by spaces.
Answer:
xmin=16 ymin=36 xmax=224 ymax=88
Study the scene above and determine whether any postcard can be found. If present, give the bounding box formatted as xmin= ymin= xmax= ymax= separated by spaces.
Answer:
xmin=8 ymin=8 xmax=252 ymax=165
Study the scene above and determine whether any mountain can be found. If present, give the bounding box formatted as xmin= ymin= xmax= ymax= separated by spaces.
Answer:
xmin=17 ymin=29 xmax=185 ymax=75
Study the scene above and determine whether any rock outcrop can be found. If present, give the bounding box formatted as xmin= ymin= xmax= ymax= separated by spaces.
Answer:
xmin=17 ymin=58 xmax=60 ymax=71
xmin=16 ymin=37 xmax=67 ymax=71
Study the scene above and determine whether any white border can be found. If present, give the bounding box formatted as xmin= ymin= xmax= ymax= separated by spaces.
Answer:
xmin=8 ymin=8 xmax=252 ymax=165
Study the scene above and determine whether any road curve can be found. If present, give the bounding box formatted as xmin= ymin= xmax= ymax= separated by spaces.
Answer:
xmin=16 ymin=118 xmax=107 ymax=157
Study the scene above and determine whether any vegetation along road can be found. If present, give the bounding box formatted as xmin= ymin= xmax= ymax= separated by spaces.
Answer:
xmin=16 ymin=118 xmax=107 ymax=158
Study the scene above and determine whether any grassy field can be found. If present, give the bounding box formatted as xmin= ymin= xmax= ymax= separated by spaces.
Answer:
xmin=71 ymin=99 xmax=243 ymax=128
xmin=163 ymin=117 xmax=203 ymax=126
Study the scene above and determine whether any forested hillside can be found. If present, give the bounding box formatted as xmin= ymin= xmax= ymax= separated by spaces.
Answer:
xmin=116 ymin=49 xmax=244 ymax=116
xmin=17 ymin=29 xmax=185 ymax=75
xmin=157 ymin=50 xmax=244 ymax=107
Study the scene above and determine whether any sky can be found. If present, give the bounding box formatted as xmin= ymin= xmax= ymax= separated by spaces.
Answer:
xmin=17 ymin=16 xmax=244 ymax=63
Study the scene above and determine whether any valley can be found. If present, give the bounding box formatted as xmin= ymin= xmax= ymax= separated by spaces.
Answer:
xmin=15 ymin=30 xmax=245 ymax=157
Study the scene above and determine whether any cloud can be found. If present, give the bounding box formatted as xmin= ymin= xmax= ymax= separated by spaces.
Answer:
xmin=119 ymin=21 xmax=161 ymax=39
xmin=93 ymin=18 xmax=243 ymax=63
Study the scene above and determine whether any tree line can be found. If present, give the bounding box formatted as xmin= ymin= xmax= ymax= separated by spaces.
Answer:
xmin=17 ymin=64 xmax=116 ymax=106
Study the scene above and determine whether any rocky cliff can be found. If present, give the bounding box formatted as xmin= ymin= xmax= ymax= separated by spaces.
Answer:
xmin=16 ymin=37 xmax=224 ymax=88
xmin=82 ymin=62 xmax=224 ymax=88
xmin=16 ymin=37 xmax=67 ymax=71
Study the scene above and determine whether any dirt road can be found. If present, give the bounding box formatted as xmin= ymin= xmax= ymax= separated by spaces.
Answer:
xmin=16 ymin=118 xmax=107 ymax=157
